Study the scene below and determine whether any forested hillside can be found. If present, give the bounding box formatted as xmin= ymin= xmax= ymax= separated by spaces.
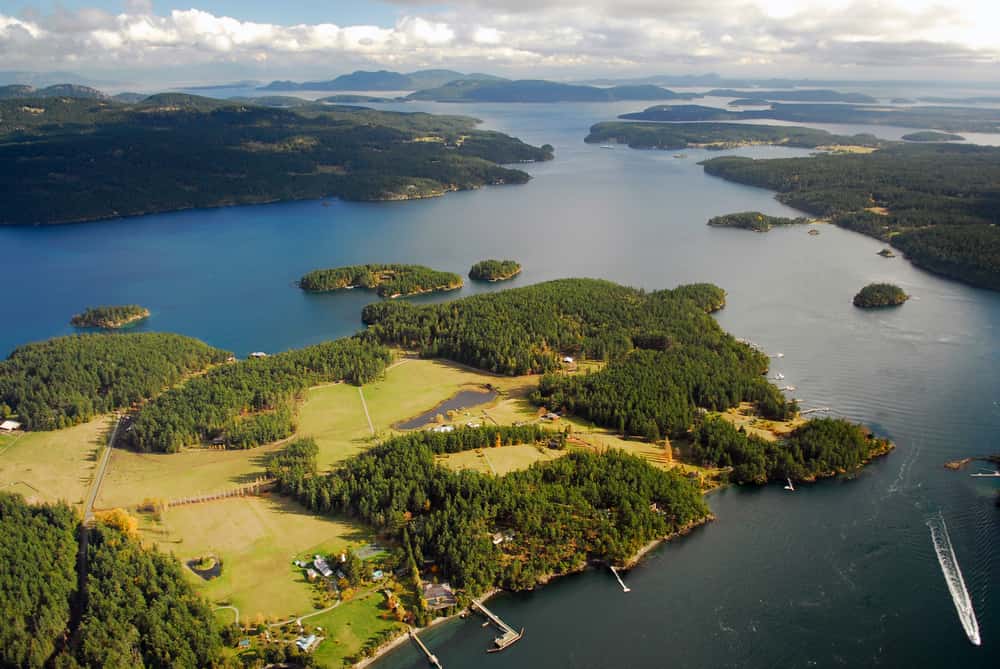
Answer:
xmin=270 ymin=429 xmax=710 ymax=594
xmin=585 ymin=121 xmax=881 ymax=150
xmin=126 ymin=338 xmax=392 ymax=452
xmin=0 ymin=333 xmax=230 ymax=430
xmin=0 ymin=95 xmax=552 ymax=225
xmin=701 ymin=144 xmax=1000 ymax=290
xmin=1 ymin=493 xmax=227 ymax=668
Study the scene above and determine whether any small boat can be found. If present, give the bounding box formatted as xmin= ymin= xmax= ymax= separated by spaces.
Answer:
xmin=773 ymin=372 xmax=785 ymax=380
xmin=673 ymin=153 xmax=687 ymax=159
xmin=970 ymin=470 xmax=1000 ymax=478
xmin=781 ymin=385 xmax=796 ymax=392
xmin=600 ymin=145 xmax=615 ymax=149
xmin=784 ymin=478 xmax=795 ymax=491
xmin=808 ymin=229 xmax=820 ymax=236
xmin=775 ymin=353 xmax=784 ymax=358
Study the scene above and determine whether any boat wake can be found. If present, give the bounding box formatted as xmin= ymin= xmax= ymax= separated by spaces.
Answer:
xmin=926 ymin=513 xmax=981 ymax=646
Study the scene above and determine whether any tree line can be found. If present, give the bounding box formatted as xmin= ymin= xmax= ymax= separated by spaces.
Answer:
xmin=0 ymin=333 xmax=230 ymax=430
xmin=269 ymin=428 xmax=709 ymax=595
xmin=125 ymin=337 xmax=392 ymax=452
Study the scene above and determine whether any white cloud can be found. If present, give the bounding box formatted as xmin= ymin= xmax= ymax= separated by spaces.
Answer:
xmin=0 ymin=1 xmax=998 ymax=82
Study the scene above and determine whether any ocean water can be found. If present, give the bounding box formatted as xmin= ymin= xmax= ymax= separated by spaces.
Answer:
xmin=1 ymin=100 xmax=997 ymax=667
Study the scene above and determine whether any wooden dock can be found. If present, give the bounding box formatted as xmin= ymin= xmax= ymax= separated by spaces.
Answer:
xmin=408 ymin=627 xmax=442 ymax=668
xmin=470 ymin=599 xmax=523 ymax=653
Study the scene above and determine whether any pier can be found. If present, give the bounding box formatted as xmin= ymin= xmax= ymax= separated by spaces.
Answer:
xmin=610 ymin=565 xmax=631 ymax=593
xmin=408 ymin=627 xmax=442 ymax=668
xmin=470 ymin=598 xmax=524 ymax=653
xmin=800 ymin=407 xmax=832 ymax=415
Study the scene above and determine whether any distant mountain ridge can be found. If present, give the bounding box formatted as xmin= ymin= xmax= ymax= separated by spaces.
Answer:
xmin=259 ymin=69 xmax=505 ymax=91
xmin=0 ymin=83 xmax=108 ymax=100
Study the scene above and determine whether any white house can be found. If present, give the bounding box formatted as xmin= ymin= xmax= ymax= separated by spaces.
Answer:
xmin=0 ymin=420 xmax=21 ymax=432
xmin=312 ymin=555 xmax=334 ymax=578
xmin=562 ymin=356 xmax=574 ymax=364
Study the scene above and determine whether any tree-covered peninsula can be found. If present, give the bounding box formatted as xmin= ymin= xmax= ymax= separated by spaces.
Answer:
xmin=700 ymin=143 xmax=1000 ymax=291
xmin=0 ymin=95 xmax=553 ymax=225
xmin=70 ymin=304 xmax=150 ymax=329
xmin=707 ymin=211 xmax=809 ymax=232
xmin=585 ymin=121 xmax=881 ymax=150
xmin=468 ymin=259 xmax=522 ymax=281
xmin=0 ymin=333 xmax=230 ymax=430
xmin=853 ymin=283 xmax=909 ymax=308
xmin=690 ymin=416 xmax=893 ymax=484
xmin=299 ymin=264 xmax=463 ymax=298
xmin=270 ymin=428 xmax=710 ymax=594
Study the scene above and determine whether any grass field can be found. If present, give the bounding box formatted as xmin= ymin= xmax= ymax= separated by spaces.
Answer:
xmin=0 ymin=416 xmax=109 ymax=507
xmin=437 ymin=442 xmax=565 ymax=475
xmin=141 ymin=494 xmax=372 ymax=621
xmin=97 ymin=442 xmax=281 ymax=509
xmin=717 ymin=402 xmax=806 ymax=442
xmin=309 ymin=590 xmax=404 ymax=668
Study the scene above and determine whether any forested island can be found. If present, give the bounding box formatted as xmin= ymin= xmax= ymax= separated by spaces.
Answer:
xmin=0 ymin=95 xmax=552 ymax=225
xmin=70 ymin=304 xmax=150 ymax=329
xmin=619 ymin=102 xmax=1000 ymax=133
xmin=700 ymin=143 xmax=1000 ymax=291
xmin=299 ymin=264 xmax=463 ymax=298
xmin=585 ymin=121 xmax=881 ymax=150
xmin=901 ymin=131 xmax=965 ymax=142
xmin=853 ymin=283 xmax=909 ymax=308
xmin=468 ymin=259 xmax=522 ymax=281
xmin=707 ymin=211 xmax=809 ymax=232
xmin=406 ymin=79 xmax=697 ymax=103
xmin=0 ymin=333 xmax=229 ymax=430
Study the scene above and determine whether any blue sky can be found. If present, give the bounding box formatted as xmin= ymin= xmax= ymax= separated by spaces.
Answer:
xmin=1 ymin=1 xmax=998 ymax=86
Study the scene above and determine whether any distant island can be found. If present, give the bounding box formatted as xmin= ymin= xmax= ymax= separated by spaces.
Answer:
xmin=0 ymin=94 xmax=552 ymax=225
xmin=407 ymin=79 xmax=698 ymax=103
xmin=70 ymin=305 xmax=150 ymax=329
xmin=469 ymin=259 xmax=522 ymax=281
xmin=619 ymin=103 xmax=1000 ymax=133
xmin=585 ymin=121 xmax=881 ymax=151
xmin=901 ymin=131 xmax=965 ymax=142
xmin=705 ymin=88 xmax=876 ymax=103
xmin=707 ymin=212 xmax=809 ymax=232
xmin=299 ymin=264 xmax=463 ymax=298
xmin=853 ymin=283 xmax=909 ymax=308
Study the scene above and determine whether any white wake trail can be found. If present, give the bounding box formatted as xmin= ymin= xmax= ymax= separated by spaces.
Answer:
xmin=926 ymin=513 xmax=981 ymax=646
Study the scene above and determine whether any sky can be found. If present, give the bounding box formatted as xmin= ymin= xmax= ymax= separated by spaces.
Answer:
xmin=1 ymin=0 xmax=999 ymax=86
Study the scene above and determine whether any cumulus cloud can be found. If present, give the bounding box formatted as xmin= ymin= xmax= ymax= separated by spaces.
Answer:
xmin=0 ymin=1 xmax=997 ymax=81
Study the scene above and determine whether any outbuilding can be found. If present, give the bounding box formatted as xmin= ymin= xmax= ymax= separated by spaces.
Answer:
xmin=0 ymin=420 xmax=21 ymax=432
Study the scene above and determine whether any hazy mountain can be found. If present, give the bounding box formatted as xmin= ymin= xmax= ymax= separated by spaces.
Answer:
xmin=259 ymin=69 xmax=505 ymax=92
xmin=407 ymin=79 xmax=698 ymax=102
xmin=0 ymin=83 xmax=108 ymax=100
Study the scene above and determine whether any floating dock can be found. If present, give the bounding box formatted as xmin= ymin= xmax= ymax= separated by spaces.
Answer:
xmin=610 ymin=566 xmax=631 ymax=592
xmin=470 ymin=599 xmax=524 ymax=653
xmin=408 ymin=627 xmax=442 ymax=668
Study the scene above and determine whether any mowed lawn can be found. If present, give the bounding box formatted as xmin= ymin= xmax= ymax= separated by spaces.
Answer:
xmin=0 ymin=416 xmax=109 ymax=507
xmin=309 ymin=590 xmax=404 ymax=669
xmin=437 ymin=443 xmax=566 ymax=475
xmin=143 ymin=494 xmax=372 ymax=621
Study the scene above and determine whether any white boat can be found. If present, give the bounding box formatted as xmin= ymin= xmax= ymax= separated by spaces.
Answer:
xmin=773 ymin=372 xmax=785 ymax=380
xmin=600 ymin=145 xmax=615 ymax=149
xmin=775 ymin=353 xmax=784 ymax=358
xmin=784 ymin=478 xmax=795 ymax=491
xmin=970 ymin=470 xmax=1000 ymax=478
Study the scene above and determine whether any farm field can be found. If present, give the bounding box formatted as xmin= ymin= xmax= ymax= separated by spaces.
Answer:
xmin=309 ymin=590 xmax=404 ymax=668
xmin=0 ymin=416 xmax=108 ymax=507
xmin=437 ymin=442 xmax=566 ymax=475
